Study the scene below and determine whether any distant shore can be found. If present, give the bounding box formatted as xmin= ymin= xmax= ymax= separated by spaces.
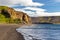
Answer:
xmin=0 ymin=24 xmax=25 ymax=40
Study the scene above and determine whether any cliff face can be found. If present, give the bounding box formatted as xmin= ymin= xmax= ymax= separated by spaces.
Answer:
xmin=0 ymin=6 xmax=31 ymax=24
xmin=31 ymin=16 xmax=60 ymax=24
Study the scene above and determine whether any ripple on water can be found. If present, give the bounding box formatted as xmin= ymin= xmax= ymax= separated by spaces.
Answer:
xmin=16 ymin=24 xmax=60 ymax=40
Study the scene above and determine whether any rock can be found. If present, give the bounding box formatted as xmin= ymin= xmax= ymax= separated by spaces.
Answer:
xmin=0 ymin=6 xmax=32 ymax=24
xmin=31 ymin=16 xmax=60 ymax=24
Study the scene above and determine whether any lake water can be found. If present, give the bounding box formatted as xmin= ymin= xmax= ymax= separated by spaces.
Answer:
xmin=16 ymin=24 xmax=60 ymax=40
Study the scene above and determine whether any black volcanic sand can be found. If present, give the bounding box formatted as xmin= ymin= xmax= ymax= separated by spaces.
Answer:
xmin=0 ymin=24 xmax=25 ymax=40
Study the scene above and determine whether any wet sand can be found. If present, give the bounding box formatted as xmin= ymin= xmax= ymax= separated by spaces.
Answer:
xmin=0 ymin=24 xmax=25 ymax=40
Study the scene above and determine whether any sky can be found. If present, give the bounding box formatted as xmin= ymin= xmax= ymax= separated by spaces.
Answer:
xmin=0 ymin=0 xmax=60 ymax=17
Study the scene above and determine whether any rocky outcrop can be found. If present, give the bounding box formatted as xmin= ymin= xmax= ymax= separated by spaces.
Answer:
xmin=31 ymin=16 xmax=60 ymax=24
xmin=0 ymin=6 xmax=32 ymax=24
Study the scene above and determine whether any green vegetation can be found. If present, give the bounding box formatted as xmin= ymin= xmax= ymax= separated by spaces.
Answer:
xmin=0 ymin=6 xmax=22 ymax=24
xmin=8 ymin=19 xmax=22 ymax=24
xmin=0 ymin=14 xmax=22 ymax=24
xmin=0 ymin=14 xmax=11 ymax=23
xmin=14 ymin=19 xmax=22 ymax=24
xmin=0 ymin=6 xmax=7 ymax=10
xmin=0 ymin=14 xmax=6 ymax=23
xmin=0 ymin=6 xmax=23 ymax=24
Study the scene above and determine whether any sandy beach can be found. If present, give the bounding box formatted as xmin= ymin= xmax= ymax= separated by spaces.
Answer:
xmin=0 ymin=24 xmax=25 ymax=40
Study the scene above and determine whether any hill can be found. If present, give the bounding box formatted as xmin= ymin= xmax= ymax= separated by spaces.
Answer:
xmin=31 ymin=16 xmax=60 ymax=24
xmin=0 ymin=6 xmax=31 ymax=24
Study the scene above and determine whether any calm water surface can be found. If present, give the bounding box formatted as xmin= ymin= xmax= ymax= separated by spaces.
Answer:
xmin=16 ymin=24 xmax=60 ymax=40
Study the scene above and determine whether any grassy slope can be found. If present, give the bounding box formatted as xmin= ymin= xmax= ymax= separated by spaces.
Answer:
xmin=0 ymin=6 xmax=7 ymax=10
xmin=0 ymin=6 xmax=22 ymax=24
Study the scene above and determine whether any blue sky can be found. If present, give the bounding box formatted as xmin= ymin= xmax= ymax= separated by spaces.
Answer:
xmin=0 ymin=0 xmax=60 ymax=17
xmin=33 ymin=0 xmax=60 ymax=12
xmin=13 ymin=0 xmax=60 ymax=12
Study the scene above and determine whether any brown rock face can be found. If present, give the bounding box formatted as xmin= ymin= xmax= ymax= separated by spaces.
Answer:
xmin=31 ymin=16 xmax=60 ymax=24
xmin=0 ymin=6 xmax=32 ymax=24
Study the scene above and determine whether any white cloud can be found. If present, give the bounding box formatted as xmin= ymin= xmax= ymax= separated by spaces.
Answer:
xmin=14 ymin=8 xmax=25 ymax=12
xmin=1 ymin=0 xmax=59 ymax=17
xmin=23 ymin=7 xmax=46 ymax=12
xmin=14 ymin=8 xmax=35 ymax=16
xmin=14 ymin=8 xmax=60 ymax=17
xmin=23 ymin=7 xmax=60 ymax=17
xmin=36 ymin=11 xmax=60 ymax=17
xmin=30 ymin=11 xmax=60 ymax=17
xmin=18 ymin=0 xmax=44 ymax=6
xmin=53 ymin=0 xmax=60 ymax=2
xmin=0 ymin=0 xmax=44 ymax=7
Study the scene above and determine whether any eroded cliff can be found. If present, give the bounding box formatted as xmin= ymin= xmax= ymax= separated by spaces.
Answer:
xmin=0 ymin=6 xmax=31 ymax=24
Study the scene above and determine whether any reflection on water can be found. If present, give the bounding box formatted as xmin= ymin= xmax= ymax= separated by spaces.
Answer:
xmin=16 ymin=24 xmax=60 ymax=40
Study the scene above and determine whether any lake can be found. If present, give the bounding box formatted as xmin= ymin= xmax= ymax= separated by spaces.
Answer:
xmin=16 ymin=24 xmax=60 ymax=40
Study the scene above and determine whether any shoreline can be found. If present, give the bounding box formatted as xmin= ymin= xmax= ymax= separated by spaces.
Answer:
xmin=0 ymin=24 xmax=26 ymax=40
